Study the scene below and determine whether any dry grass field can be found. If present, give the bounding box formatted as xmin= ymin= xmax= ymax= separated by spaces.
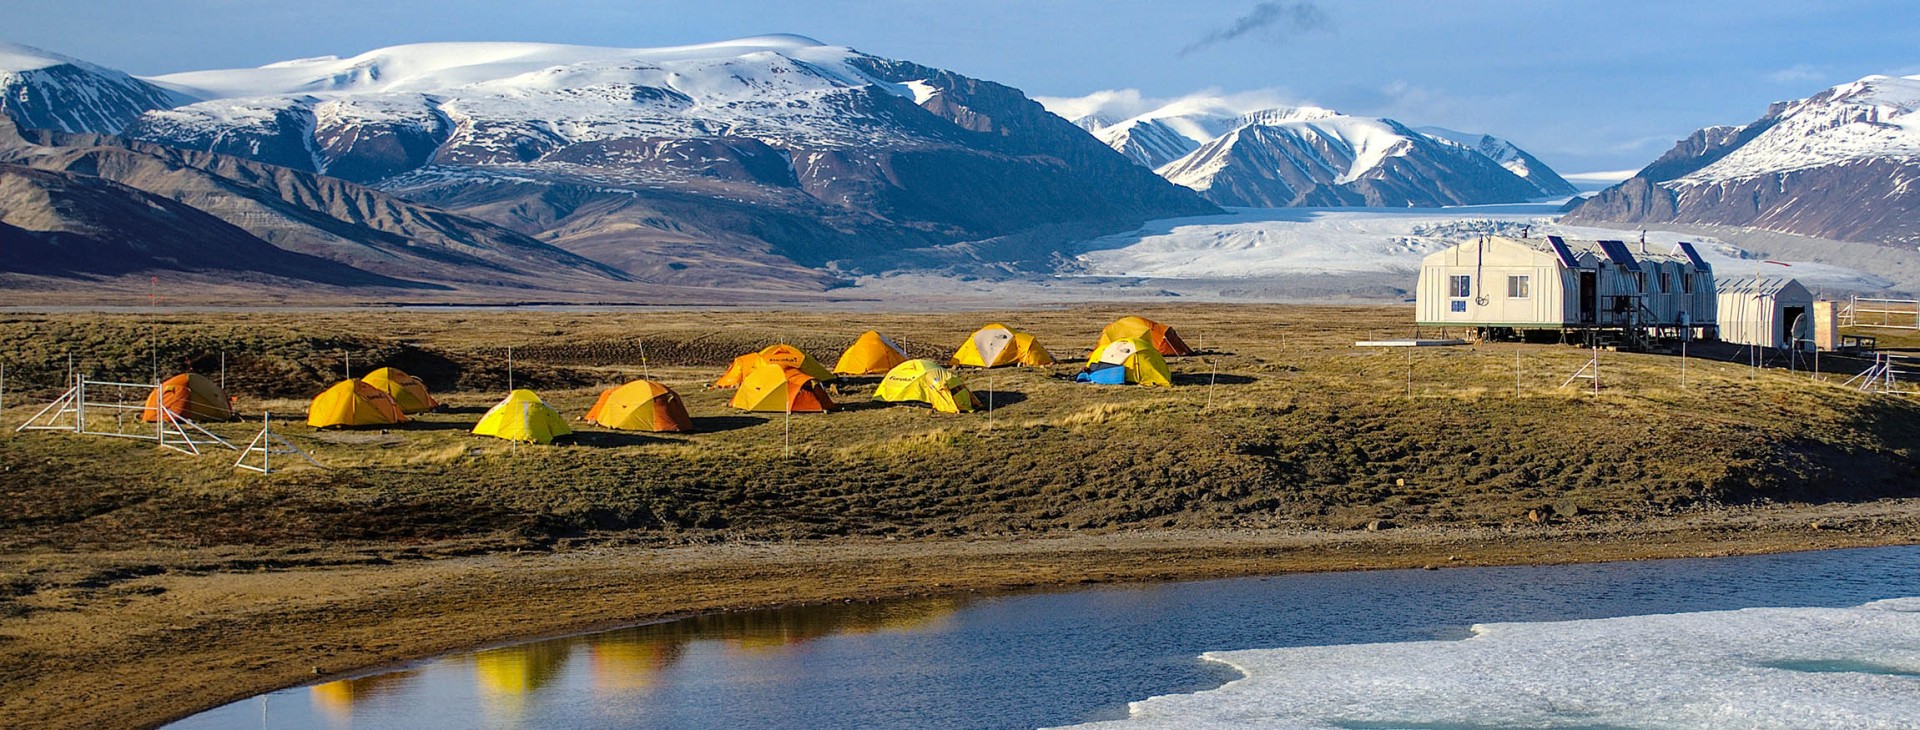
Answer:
xmin=3 ymin=304 xmax=1916 ymax=556
xmin=2 ymin=303 xmax=1918 ymax=729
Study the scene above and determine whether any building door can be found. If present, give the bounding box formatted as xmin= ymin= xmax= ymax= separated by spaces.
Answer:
xmin=1579 ymin=271 xmax=1597 ymax=324
xmin=1782 ymin=306 xmax=1806 ymax=349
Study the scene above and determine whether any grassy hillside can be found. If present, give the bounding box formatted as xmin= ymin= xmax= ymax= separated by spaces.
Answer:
xmin=2 ymin=305 xmax=1916 ymax=556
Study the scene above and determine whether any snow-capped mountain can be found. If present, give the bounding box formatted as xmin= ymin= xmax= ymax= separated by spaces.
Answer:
xmin=0 ymin=42 xmax=185 ymax=134
xmin=1062 ymin=94 xmax=1574 ymax=207
xmin=1567 ymin=73 xmax=1920 ymax=247
xmin=0 ymin=37 xmax=1212 ymax=291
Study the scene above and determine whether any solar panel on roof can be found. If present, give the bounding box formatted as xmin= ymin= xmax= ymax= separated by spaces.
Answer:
xmin=1596 ymin=240 xmax=1641 ymax=272
xmin=1674 ymin=241 xmax=1711 ymax=271
xmin=1545 ymin=235 xmax=1580 ymax=269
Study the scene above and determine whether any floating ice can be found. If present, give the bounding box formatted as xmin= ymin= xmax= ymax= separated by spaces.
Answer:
xmin=1061 ymin=598 xmax=1920 ymax=730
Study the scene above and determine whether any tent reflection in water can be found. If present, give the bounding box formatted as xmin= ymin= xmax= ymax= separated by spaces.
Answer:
xmin=361 ymin=366 xmax=439 ymax=414
xmin=584 ymin=379 xmax=694 ymax=432
xmin=1095 ymin=315 xmax=1192 ymax=356
xmin=874 ymin=359 xmax=980 ymax=413
xmin=1077 ymin=336 xmax=1172 ymax=386
xmin=472 ymin=389 xmax=572 ymax=444
xmin=140 ymin=372 xmax=234 ymax=422
xmin=730 ymin=362 xmax=834 ymax=413
xmin=951 ymin=323 xmax=1055 ymax=368
xmin=833 ymin=330 xmax=909 ymax=376
xmin=307 ymin=379 xmax=407 ymax=428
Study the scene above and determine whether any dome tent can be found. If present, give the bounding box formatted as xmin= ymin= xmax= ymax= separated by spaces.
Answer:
xmin=874 ymin=359 xmax=980 ymax=413
xmin=362 ymin=367 xmax=439 ymax=414
xmin=585 ymin=380 xmax=695 ymax=432
xmin=307 ymin=379 xmax=407 ymax=428
xmin=140 ymin=372 xmax=235 ymax=422
xmin=1095 ymin=316 xmax=1193 ymax=356
xmin=715 ymin=344 xmax=835 ymax=387
xmin=950 ymin=324 xmax=1054 ymax=368
xmin=834 ymin=330 xmax=909 ymax=376
xmin=1076 ymin=337 xmax=1172 ymax=386
xmin=472 ymin=389 xmax=572 ymax=444
xmin=730 ymin=361 xmax=835 ymax=413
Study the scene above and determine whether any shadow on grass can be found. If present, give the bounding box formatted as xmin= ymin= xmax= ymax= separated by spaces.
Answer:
xmin=973 ymin=389 xmax=1028 ymax=411
xmin=690 ymin=415 xmax=768 ymax=433
xmin=435 ymin=405 xmax=490 ymax=415
xmin=568 ymin=430 xmax=682 ymax=448
xmin=1171 ymin=372 xmax=1257 ymax=386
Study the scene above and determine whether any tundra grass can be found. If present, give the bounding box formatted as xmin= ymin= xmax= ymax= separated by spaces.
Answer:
xmin=2 ymin=304 xmax=1915 ymax=560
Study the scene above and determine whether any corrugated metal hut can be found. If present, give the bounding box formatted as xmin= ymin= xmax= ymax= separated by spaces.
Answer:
xmin=1415 ymin=235 xmax=1715 ymax=337
xmin=1716 ymin=276 xmax=1813 ymax=350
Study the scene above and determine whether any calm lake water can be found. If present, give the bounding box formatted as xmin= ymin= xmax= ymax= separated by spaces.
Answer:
xmin=170 ymin=545 xmax=1920 ymax=730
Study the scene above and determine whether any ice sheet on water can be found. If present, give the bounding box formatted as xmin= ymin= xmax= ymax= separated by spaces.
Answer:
xmin=1060 ymin=598 xmax=1920 ymax=730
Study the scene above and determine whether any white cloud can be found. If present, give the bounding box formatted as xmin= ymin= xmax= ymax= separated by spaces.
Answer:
xmin=1765 ymin=64 xmax=1826 ymax=84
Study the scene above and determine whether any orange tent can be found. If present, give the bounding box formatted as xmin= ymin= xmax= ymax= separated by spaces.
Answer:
xmin=362 ymin=367 xmax=439 ymax=414
xmin=307 ymin=379 xmax=407 ymax=428
xmin=713 ymin=352 xmax=768 ymax=388
xmin=585 ymin=380 xmax=695 ymax=432
xmin=730 ymin=362 xmax=835 ymax=413
xmin=140 ymin=372 xmax=234 ymax=422
xmin=1096 ymin=316 xmax=1193 ymax=356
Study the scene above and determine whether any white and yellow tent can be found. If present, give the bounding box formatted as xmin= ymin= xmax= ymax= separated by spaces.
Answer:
xmin=834 ymin=331 xmax=909 ymax=376
xmin=1076 ymin=337 xmax=1172 ymax=386
xmin=950 ymin=324 xmax=1054 ymax=368
xmin=472 ymin=389 xmax=573 ymax=444
xmin=875 ymin=359 xmax=980 ymax=413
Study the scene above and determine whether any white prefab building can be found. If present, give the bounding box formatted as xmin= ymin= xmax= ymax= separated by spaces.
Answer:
xmin=1415 ymin=235 xmax=1716 ymax=338
xmin=1716 ymin=276 xmax=1814 ymax=350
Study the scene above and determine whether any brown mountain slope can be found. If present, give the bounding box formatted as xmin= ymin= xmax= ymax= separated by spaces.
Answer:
xmin=0 ymin=163 xmax=417 ymax=288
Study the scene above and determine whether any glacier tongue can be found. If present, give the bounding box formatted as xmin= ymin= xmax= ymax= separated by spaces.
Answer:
xmin=1061 ymin=598 xmax=1920 ymax=730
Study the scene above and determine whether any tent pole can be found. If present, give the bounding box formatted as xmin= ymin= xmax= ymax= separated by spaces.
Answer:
xmin=784 ymin=395 xmax=792 ymax=457
xmin=508 ymin=347 xmax=514 ymax=391
xmin=220 ymin=351 xmax=227 ymax=393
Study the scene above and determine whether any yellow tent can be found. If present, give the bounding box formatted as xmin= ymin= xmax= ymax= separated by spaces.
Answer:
xmin=362 ymin=366 xmax=439 ymax=414
xmin=875 ymin=359 xmax=980 ymax=413
xmin=757 ymin=343 xmax=835 ymax=382
xmin=307 ymin=379 xmax=407 ymax=428
xmin=715 ymin=344 xmax=834 ymax=386
xmin=1095 ymin=316 xmax=1193 ymax=356
xmin=833 ymin=331 xmax=909 ymax=376
xmin=950 ymin=324 xmax=1055 ymax=368
xmin=713 ymin=352 xmax=768 ymax=388
xmin=730 ymin=362 xmax=835 ymax=413
xmin=140 ymin=372 xmax=234 ymax=422
xmin=472 ymin=389 xmax=573 ymax=444
xmin=1076 ymin=336 xmax=1172 ymax=386
xmin=585 ymin=380 xmax=694 ymax=432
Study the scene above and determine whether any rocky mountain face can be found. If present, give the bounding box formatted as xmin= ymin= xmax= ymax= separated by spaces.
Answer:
xmin=1566 ymin=74 xmax=1920 ymax=247
xmin=0 ymin=162 xmax=408 ymax=286
xmin=0 ymin=115 xmax=630 ymax=292
xmin=1067 ymin=98 xmax=1575 ymax=208
xmin=0 ymin=37 xmax=1216 ymax=292
xmin=0 ymin=42 xmax=183 ymax=135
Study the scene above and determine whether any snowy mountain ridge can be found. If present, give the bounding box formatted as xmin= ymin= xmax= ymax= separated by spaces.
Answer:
xmin=1567 ymin=71 xmax=1920 ymax=248
xmin=0 ymin=41 xmax=186 ymax=134
xmin=1053 ymin=92 xmax=1576 ymax=205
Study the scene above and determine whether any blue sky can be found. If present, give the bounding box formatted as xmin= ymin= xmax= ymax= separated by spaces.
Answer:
xmin=9 ymin=0 xmax=1916 ymax=172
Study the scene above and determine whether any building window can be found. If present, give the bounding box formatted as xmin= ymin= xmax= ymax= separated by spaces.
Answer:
xmin=1682 ymin=273 xmax=1694 ymax=294
xmin=1449 ymin=275 xmax=1472 ymax=298
xmin=1507 ymin=275 xmax=1530 ymax=299
xmin=1659 ymin=272 xmax=1672 ymax=294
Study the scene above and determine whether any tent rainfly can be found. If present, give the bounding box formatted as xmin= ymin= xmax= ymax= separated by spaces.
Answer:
xmin=307 ymin=379 xmax=407 ymax=428
xmin=834 ymin=331 xmax=910 ymax=375
xmin=1716 ymin=276 xmax=1814 ymax=350
xmin=875 ymin=359 xmax=980 ymax=413
xmin=951 ymin=324 xmax=1055 ymax=368
xmin=585 ymin=380 xmax=694 ymax=432
xmin=141 ymin=372 xmax=235 ymax=422
xmin=362 ymin=367 xmax=439 ymax=414
xmin=472 ymin=389 xmax=572 ymax=443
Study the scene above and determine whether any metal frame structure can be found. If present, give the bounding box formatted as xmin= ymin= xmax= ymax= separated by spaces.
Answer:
xmin=15 ymin=376 xmax=235 ymax=455
xmin=235 ymin=412 xmax=320 ymax=473
xmin=1841 ymin=296 xmax=1920 ymax=330
xmin=1844 ymin=353 xmax=1920 ymax=396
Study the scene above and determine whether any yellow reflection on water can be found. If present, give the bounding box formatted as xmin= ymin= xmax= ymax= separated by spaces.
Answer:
xmin=307 ymin=671 xmax=421 ymax=725
xmin=472 ymin=642 xmax=573 ymax=719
